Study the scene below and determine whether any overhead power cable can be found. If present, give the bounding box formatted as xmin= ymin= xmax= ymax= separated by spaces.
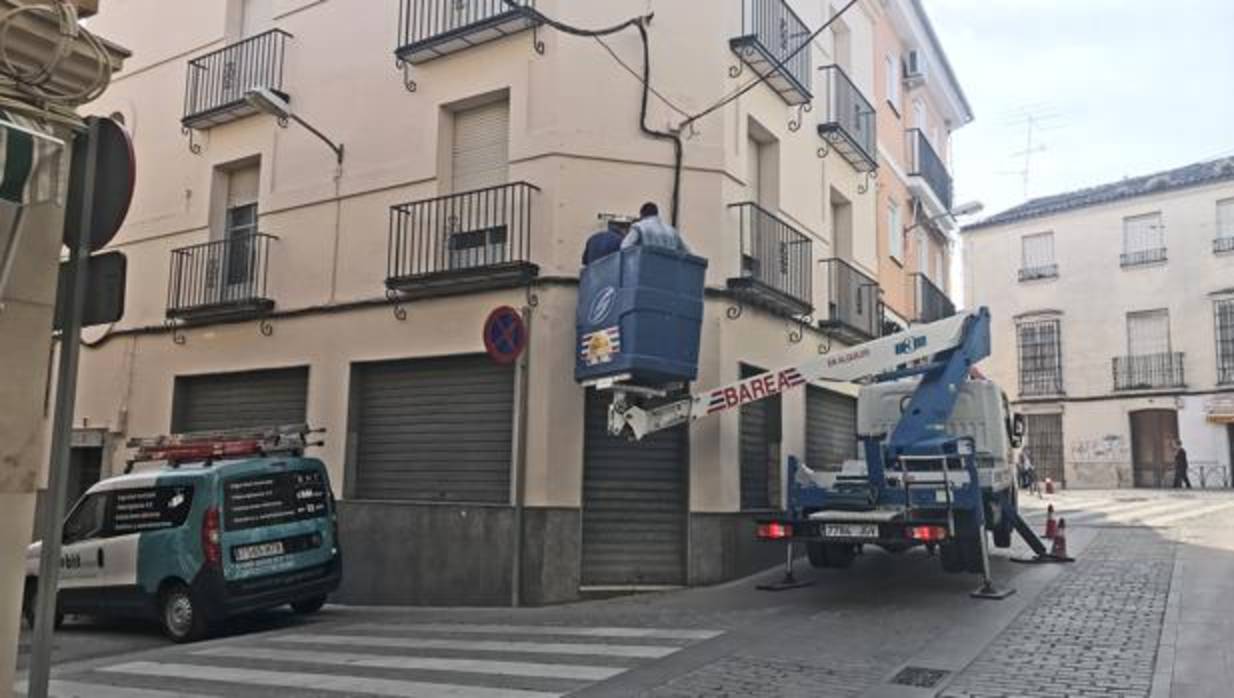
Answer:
xmin=503 ymin=0 xmax=683 ymax=226
xmin=680 ymin=0 xmax=859 ymax=130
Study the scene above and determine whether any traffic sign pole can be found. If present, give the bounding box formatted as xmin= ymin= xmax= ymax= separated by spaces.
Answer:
xmin=27 ymin=117 xmax=100 ymax=698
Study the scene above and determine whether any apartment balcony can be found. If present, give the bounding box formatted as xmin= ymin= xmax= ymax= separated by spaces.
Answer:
xmin=1018 ymin=263 xmax=1059 ymax=282
xmin=817 ymin=65 xmax=877 ymax=172
xmin=387 ymin=181 xmax=540 ymax=299
xmin=1113 ymin=352 xmax=1185 ymax=391
xmin=394 ymin=0 xmax=539 ymax=66
xmin=909 ymin=272 xmax=954 ymax=324
xmin=1215 ymin=237 xmax=1234 ymax=254
xmin=182 ymin=30 xmax=291 ymax=130
xmin=729 ymin=0 xmax=812 ymax=106
xmin=1120 ymin=247 xmax=1167 ymax=268
xmin=906 ymin=128 xmax=953 ymax=212
xmin=727 ymin=202 xmax=813 ymax=317
xmin=818 ymin=258 xmax=881 ymax=343
xmin=166 ymin=233 xmax=277 ymax=322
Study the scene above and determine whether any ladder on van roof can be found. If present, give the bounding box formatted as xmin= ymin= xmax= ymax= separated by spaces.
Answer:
xmin=125 ymin=424 xmax=324 ymax=471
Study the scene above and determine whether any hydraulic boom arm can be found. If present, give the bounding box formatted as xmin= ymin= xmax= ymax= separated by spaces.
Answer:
xmin=609 ymin=311 xmax=980 ymax=440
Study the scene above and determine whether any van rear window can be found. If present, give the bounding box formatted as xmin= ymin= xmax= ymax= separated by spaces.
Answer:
xmin=112 ymin=486 xmax=195 ymax=534
xmin=223 ymin=470 xmax=330 ymax=531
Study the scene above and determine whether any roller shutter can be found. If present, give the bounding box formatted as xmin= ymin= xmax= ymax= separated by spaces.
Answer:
xmin=806 ymin=386 xmax=858 ymax=472
xmin=172 ymin=367 xmax=308 ymax=433
xmin=452 ymin=100 xmax=509 ymax=193
xmin=351 ymin=355 xmax=513 ymax=503
xmin=739 ymin=364 xmax=781 ymax=509
xmin=582 ymin=390 xmax=686 ymax=586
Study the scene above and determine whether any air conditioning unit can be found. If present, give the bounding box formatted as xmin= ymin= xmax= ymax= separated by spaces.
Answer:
xmin=904 ymin=49 xmax=927 ymax=87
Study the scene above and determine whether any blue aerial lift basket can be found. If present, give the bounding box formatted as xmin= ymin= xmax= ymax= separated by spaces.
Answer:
xmin=575 ymin=246 xmax=708 ymax=386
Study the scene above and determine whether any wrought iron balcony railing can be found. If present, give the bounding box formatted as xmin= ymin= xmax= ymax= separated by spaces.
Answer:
xmin=1215 ymin=236 xmax=1234 ymax=254
xmin=909 ymin=272 xmax=954 ymax=324
xmin=727 ymin=202 xmax=812 ymax=316
xmin=1113 ymin=352 xmax=1185 ymax=391
xmin=182 ymin=30 xmax=291 ymax=130
xmin=387 ymin=181 xmax=540 ymax=298
xmin=729 ymin=0 xmax=812 ymax=106
xmin=1120 ymin=247 xmax=1167 ymax=268
xmin=906 ymin=128 xmax=952 ymax=211
xmin=818 ymin=258 xmax=881 ymax=342
xmin=167 ymin=233 xmax=277 ymax=321
xmin=395 ymin=0 xmax=539 ymax=65
xmin=1018 ymin=263 xmax=1059 ymax=282
xmin=817 ymin=65 xmax=876 ymax=172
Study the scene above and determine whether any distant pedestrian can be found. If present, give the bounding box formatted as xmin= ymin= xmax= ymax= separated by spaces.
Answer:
xmin=621 ymin=202 xmax=691 ymax=254
xmin=581 ymin=221 xmax=627 ymax=265
xmin=1018 ymin=448 xmax=1037 ymax=493
xmin=1172 ymin=439 xmax=1192 ymax=489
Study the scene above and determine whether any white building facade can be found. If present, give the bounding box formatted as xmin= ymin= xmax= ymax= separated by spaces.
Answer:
xmin=964 ymin=158 xmax=1234 ymax=489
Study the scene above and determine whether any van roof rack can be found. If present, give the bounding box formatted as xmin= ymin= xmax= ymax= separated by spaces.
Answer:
xmin=125 ymin=424 xmax=324 ymax=472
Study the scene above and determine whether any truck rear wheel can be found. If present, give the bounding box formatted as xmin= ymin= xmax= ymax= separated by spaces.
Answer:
xmin=939 ymin=537 xmax=983 ymax=574
xmin=806 ymin=542 xmax=856 ymax=569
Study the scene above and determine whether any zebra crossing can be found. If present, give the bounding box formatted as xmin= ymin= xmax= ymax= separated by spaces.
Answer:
xmin=1018 ymin=491 xmax=1234 ymax=529
xmin=24 ymin=621 xmax=725 ymax=697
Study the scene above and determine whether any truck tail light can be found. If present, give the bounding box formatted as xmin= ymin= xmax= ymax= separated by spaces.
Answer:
xmin=907 ymin=525 xmax=948 ymax=542
xmin=757 ymin=522 xmax=792 ymax=540
xmin=202 ymin=506 xmax=221 ymax=566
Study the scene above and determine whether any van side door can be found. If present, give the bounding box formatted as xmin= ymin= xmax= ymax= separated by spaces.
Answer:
xmin=56 ymin=492 xmax=109 ymax=613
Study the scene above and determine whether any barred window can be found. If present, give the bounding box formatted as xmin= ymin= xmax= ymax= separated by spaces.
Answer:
xmin=1017 ymin=318 xmax=1063 ymax=396
xmin=1218 ymin=299 xmax=1234 ymax=385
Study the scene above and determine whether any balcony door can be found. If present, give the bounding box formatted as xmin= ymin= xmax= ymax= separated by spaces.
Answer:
xmin=1127 ymin=309 xmax=1171 ymax=357
xmin=219 ymin=165 xmax=259 ymax=303
xmin=449 ymin=99 xmax=510 ymax=270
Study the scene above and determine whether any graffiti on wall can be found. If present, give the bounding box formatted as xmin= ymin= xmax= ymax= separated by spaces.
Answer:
xmin=1069 ymin=434 xmax=1129 ymax=463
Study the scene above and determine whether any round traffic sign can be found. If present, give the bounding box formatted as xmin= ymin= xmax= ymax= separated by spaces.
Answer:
xmin=483 ymin=306 xmax=527 ymax=365
xmin=63 ymin=115 xmax=135 ymax=252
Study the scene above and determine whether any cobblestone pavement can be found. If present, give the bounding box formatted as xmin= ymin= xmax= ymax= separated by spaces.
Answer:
xmin=644 ymin=655 xmax=886 ymax=698
xmin=941 ymin=528 xmax=1175 ymax=698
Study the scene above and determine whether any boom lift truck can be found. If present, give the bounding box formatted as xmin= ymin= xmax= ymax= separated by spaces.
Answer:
xmin=582 ymin=271 xmax=1066 ymax=596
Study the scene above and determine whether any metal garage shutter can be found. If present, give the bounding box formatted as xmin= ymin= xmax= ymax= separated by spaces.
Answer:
xmin=806 ymin=386 xmax=858 ymax=472
xmin=582 ymin=390 xmax=687 ymax=586
xmin=172 ymin=367 xmax=308 ymax=433
xmin=351 ymin=355 xmax=513 ymax=503
xmin=452 ymin=100 xmax=509 ymax=193
xmin=739 ymin=364 xmax=781 ymax=509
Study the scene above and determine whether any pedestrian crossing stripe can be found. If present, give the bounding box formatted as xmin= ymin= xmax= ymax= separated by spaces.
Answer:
xmin=65 ymin=622 xmax=725 ymax=698
xmin=100 ymin=662 xmax=562 ymax=698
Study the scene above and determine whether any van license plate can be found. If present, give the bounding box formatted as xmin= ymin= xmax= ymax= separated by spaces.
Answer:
xmin=234 ymin=541 xmax=285 ymax=562
xmin=822 ymin=524 xmax=878 ymax=539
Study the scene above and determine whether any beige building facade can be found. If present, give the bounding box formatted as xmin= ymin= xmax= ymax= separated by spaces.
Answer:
xmin=964 ymin=158 xmax=1234 ymax=490
xmin=62 ymin=0 xmax=969 ymax=605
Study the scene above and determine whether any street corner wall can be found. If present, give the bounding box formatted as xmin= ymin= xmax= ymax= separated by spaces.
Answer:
xmin=0 ymin=201 xmax=64 ymax=495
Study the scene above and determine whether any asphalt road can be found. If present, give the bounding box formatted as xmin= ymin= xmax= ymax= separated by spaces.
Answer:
xmin=11 ymin=489 xmax=1234 ymax=697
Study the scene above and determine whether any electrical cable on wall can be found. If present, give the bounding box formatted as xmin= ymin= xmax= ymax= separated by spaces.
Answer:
xmin=501 ymin=0 xmax=683 ymax=226
xmin=505 ymin=0 xmax=862 ymax=228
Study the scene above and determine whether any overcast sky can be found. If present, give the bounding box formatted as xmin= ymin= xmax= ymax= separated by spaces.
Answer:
xmin=927 ymin=0 xmax=1234 ymax=221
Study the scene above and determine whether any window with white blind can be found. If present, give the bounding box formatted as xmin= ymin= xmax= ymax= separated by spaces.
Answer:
xmin=884 ymin=54 xmax=900 ymax=113
xmin=888 ymin=200 xmax=902 ymax=260
xmin=1217 ymin=199 xmax=1234 ymax=242
xmin=1127 ymin=309 xmax=1171 ymax=357
xmin=1121 ymin=212 xmax=1166 ymax=266
xmin=451 ymin=99 xmax=510 ymax=194
xmin=1020 ymin=232 xmax=1057 ymax=280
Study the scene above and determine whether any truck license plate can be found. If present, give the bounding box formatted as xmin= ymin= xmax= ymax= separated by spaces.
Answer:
xmin=234 ymin=541 xmax=285 ymax=562
xmin=822 ymin=524 xmax=878 ymax=539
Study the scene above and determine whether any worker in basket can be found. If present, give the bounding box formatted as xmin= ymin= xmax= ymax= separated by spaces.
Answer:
xmin=622 ymin=202 xmax=692 ymax=254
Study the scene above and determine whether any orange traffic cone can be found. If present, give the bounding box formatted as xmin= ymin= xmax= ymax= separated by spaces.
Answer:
xmin=1043 ymin=504 xmax=1057 ymax=539
xmin=1050 ymin=518 xmax=1067 ymax=559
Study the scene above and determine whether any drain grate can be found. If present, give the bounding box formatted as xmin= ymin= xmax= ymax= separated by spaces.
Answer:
xmin=890 ymin=666 xmax=950 ymax=688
